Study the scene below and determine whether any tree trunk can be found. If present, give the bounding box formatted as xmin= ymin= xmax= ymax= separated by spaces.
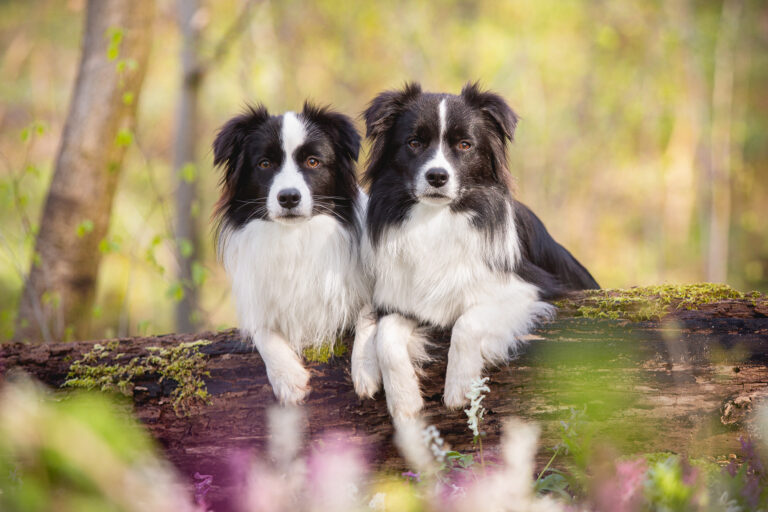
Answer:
xmin=15 ymin=0 xmax=155 ymax=343
xmin=706 ymin=0 xmax=742 ymax=282
xmin=173 ymin=0 xmax=203 ymax=333
xmin=2 ymin=292 xmax=767 ymax=510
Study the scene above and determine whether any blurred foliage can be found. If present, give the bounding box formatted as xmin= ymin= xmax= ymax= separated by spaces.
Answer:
xmin=0 ymin=378 xmax=195 ymax=511
xmin=0 ymin=0 xmax=767 ymax=341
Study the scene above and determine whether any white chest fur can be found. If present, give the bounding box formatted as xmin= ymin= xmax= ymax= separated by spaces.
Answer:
xmin=368 ymin=203 xmax=536 ymax=328
xmin=223 ymin=215 xmax=368 ymax=351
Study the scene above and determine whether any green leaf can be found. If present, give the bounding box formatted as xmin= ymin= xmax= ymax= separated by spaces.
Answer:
xmin=76 ymin=219 xmax=94 ymax=237
xmin=106 ymin=27 xmax=123 ymax=60
xmin=178 ymin=238 xmax=194 ymax=258
xmin=122 ymin=91 xmax=135 ymax=105
xmin=192 ymin=262 xmax=207 ymax=286
xmin=114 ymin=129 xmax=133 ymax=148
xmin=180 ymin=163 xmax=197 ymax=183
xmin=166 ymin=282 xmax=185 ymax=302
xmin=534 ymin=473 xmax=570 ymax=499
xmin=98 ymin=238 xmax=121 ymax=253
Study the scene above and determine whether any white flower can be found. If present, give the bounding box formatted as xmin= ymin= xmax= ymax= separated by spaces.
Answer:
xmin=368 ymin=492 xmax=386 ymax=510
xmin=422 ymin=424 xmax=447 ymax=463
xmin=719 ymin=491 xmax=743 ymax=512
xmin=267 ymin=405 xmax=304 ymax=470
xmin=464 ymin=377 xmax=490 ymax=437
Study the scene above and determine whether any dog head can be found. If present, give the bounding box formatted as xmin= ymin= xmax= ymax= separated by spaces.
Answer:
xmin=213 ymin=103 xmax=361 ymax=231
xmin=363 ymin=82 xmax=518 ymax=205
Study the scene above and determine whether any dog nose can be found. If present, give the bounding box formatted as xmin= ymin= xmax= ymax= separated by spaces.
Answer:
xmin=425 ymin=168 xmax=449 ymax=188
xmin=277 ymin=188 xmax=301 ymax=208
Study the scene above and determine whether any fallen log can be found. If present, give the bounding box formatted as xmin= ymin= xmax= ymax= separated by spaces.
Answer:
xmin=2 ymin=286 xmax=767 ymax=510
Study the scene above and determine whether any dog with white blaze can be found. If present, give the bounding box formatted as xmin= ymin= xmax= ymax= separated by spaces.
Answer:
xmin=213 ymin=103 xmax=375 ymax=405
xmin=351 ymin=83 xmax=599 ymax=419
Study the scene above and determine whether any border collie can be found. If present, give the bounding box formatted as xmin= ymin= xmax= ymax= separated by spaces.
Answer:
xmin=213 ymin=103 xmax=375 ymax=404
xmin=351 ymin=83 xmax=599 ymax=419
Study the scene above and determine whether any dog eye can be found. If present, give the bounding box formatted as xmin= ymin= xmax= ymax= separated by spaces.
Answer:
xmin=457 ymin=141 xmax=472 ymax=151
xmin=407 ymin=138 xmax=422 ymax=149
xmin=306 ymin=157 xmax=320 ymax=168
xmin=258 ymin=159 xmax=272 ymax=169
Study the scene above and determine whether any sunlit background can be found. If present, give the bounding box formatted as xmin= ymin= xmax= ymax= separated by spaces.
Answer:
xmin=1 ymin=0 xmax=766 ymax=341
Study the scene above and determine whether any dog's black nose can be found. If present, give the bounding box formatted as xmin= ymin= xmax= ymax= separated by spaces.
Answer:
xmin=425 ymin=168 xmax=449 ymax=188
xmin=277 ymin=188 xmax=301 ymax=208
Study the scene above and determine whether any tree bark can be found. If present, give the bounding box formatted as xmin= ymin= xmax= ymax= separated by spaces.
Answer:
xmin=173 ymin=0 xmax=203 ymax=333
xmin=706 ymin=0 xmax=743 ymax=282
xmin=2 ymin=293 xmax=767 ymax=510
xmin=15 ymin=0 xmax=155 ymax=343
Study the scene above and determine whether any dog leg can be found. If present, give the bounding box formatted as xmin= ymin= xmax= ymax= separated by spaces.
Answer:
xmin=443 ymin=308 xmax=487 ymax=409
xmin=444 ymin=284 xmax=554 ymax=409
xmin=252 ymin=329 xmax=310 ymax=405
xmin=351 ymin=304 xmax=381 ymax=398
xmin=376 ymin=313 xmax=424 ymax=419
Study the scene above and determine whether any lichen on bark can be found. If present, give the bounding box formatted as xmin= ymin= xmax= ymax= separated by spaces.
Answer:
xmin=62 ymin=339 xmax=211 ymax=415
xmin=554 ymin=283 xmax=764 ymax=322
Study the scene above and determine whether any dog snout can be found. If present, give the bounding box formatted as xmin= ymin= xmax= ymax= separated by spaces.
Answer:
xmin=277 ymin=188 xmax=302 ymax=209
xmin=425 ymin=167 xmax=449 ymax=188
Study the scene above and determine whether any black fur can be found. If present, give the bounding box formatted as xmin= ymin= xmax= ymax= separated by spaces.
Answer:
xmin=212 ymin=102 xmax=362 ymax=241
xmin=363 ymin=82 xmax=599 ymax=298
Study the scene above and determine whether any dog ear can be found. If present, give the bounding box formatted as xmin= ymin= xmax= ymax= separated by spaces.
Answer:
xmin=213 ymin=104 xmax=270 ymax=187
xmin=363 ymin=82 xmax=422 ymax=139
xmin=302 ymin=102 xmax=361 ymax=163
xmin=362 ymin=83 xmax=422 ymax=187
xmin=460 ymin=81 xmax=519 ymax=143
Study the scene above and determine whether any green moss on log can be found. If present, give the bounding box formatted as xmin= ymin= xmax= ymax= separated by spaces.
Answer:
xmin=303 ymin=339 xmax=347 ymax=363
xmin=63 ymin=339 xmax=211 ymax=415
xmin=555 ymin=283 xmax=763 ymax=322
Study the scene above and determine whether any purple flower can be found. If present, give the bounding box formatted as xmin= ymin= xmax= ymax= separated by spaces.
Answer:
xmin=193 ymin=472 xmax=213 ymax=507
xmin=402 ymin=471 xmax=421 ymax=482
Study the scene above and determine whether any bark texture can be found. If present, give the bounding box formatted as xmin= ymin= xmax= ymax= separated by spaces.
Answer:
xmin=173 ymin=0 xmax=203 ymax=333
xmin=2 ymin=293 xmax=767 ymax=511
xmin=15 ymin=0 xmax=155 ymax=342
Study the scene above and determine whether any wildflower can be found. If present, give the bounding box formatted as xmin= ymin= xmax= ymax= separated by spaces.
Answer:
xmin=368 ymin=492 xmax=386 ymax=510
xmin=402 ymin=471 xmax=421 ymax=482
xmin=267 ymin=405 xmax=304 ymax=470
xmin=719 ymin=491 xmax=743 ymax=512
xmin=306 ymin=433 xmax=366 ymax=512
xmin=192 ymin=472 xmax=213 ymax=507
xmin=464 ymin=377 xmax=490 ymax=438
xmin=422 ymin=424 xmax=448 ymax=463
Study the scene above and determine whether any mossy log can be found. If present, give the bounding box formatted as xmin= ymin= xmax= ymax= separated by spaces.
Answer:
xmin=1 ymin=286 xmax=767 ymax=510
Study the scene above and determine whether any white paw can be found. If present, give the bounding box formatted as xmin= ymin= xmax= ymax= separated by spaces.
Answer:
xmin=443 ymin=374 xmax=473 ymax=409
xmin=352 ymin=359 xmax=381 ymax=399
xmin=267 ymin=361 xmax=310 ymax=405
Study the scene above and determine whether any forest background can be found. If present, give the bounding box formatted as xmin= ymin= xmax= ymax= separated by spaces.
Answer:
xmin=1 ymin=0 xmax=766 ymax=343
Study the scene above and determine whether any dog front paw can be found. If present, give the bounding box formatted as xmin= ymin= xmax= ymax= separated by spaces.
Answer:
xmin=268 ymin=362 xmax=311 ymax=405
xmin=443 ymin=375 xmax=473 ymax=410
xmin=352 ymin=359 xmax=382 ymax=399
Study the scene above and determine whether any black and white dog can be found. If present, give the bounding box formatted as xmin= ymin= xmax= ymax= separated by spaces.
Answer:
xmin=351 ymin=83 xmax=599 ymax=419
xmin=213 ymin=103 xmax=375 ymax=404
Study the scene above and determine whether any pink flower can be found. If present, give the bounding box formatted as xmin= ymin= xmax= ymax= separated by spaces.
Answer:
xmin=592 ymin=458 xmax=647 ymax=512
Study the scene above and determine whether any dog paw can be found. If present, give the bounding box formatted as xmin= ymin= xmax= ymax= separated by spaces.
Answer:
xmin=268 ymin=362 xmax=311 ymax=405
xmin=352 ymin=361 xmax=381 ymax=399
xmin=443 ymin=376 xmax=472 ymax=410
